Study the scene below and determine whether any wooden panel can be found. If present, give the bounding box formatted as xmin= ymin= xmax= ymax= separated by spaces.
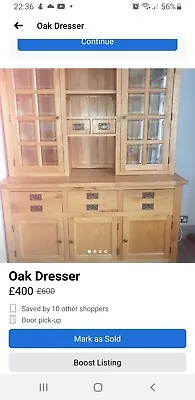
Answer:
xmin=170 ymin=185 xmax=182 ymax=261
xmin=13 ymin=216 xmax=65 ymax=262
xmin=123 ymin=189 xmax=174 ymax=213
xmin=10 ymin=191 xmax=63 ymax=213
xmin=66 ymin=95 xmax=116 ymax=118
xmin=69 ymin=136 xmax=115 ymax=168
xmin=65 ymin=69 xmax=116 ymax=91
xmin=92 ymin=119 xmax=116 ymax=134
xmin=122 ymin=215 xmax=172 ymax=261
xmin=0 ymin=171 xmax=186 ymax=189
xmin=67 ymin=190 xmax=118 ymax=212
xmin=67 ymin=119 xmax=90 ymax=135
xmin=69 ymin=217 xmax=117 ymax=262
xmin=1 ymin=189 xmax=16 ymax=262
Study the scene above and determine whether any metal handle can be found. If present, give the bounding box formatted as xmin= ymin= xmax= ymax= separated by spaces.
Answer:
xmin=86 ymin=204 xmax=98 ymax=211
xmin=69 ymin=240 xmax=74 ymax=244
xmin=30 ymin=193 xmax=42 ymax=201
xmin=142 ymin=192 xmax=155 ymax=199
xmin=30 ymin=205 xmax=43 ymax=212
xmin=58 ymin=240 xmax=62 ymax=244
xmin=73 ymin=123 xmax=85 ymax=131
xmin=98 ymin=122 xmax=110 ymax=131
xmin=122 ymin=238 xmax=128 ymax=243
xmin=142 ymin=203 xmax=154 ymax=210
xmin=86 ymin=192 xmax=99 ymax=199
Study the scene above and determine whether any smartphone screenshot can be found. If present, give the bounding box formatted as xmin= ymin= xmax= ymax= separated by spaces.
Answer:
xmin=0 ymin=1 xmax=195 ymax=399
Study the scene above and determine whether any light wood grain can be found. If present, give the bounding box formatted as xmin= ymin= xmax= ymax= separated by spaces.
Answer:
xmin=0 ymin=68 xmax=186 ymax=263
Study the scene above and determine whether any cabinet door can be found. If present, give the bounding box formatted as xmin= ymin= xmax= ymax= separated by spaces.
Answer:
xmin=69 ymin=217 xmax=118 ymax=262
xmin=13 ymin=216 xmax=65 ymax=262
xmin=6 ymin=69 xmax=66 ymax=175
xmin=120 ymin=69 xmax=177 ymax=174
xmin=122 ymin=216 xmax=172 ymax=261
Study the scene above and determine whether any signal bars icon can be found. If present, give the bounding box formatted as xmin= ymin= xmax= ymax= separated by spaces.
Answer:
xmin=142 ymin=3 xmax=158 ymax=9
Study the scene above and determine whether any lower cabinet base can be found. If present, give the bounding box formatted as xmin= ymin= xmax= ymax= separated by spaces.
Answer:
xmin=5 ymin=215 xmax=177 ymax=263
xmin=0 ymin=176 xmax=185 ymax=263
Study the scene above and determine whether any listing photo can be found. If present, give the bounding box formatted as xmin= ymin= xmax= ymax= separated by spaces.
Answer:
xmin=0 ymin=68 xmax=194 ymax=263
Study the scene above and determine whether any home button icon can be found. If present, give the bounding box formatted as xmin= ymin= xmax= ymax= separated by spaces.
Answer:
xmin=93 ymin=383 xmax=103 ymax=392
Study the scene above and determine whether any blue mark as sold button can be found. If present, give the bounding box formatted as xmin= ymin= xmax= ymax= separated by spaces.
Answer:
xmin=18 ymin=39 xmax=178 ymax=51
xmin=9 ymin=329 xmax=186 ymax=348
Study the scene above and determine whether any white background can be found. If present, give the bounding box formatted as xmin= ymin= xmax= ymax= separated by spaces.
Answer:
xmin=0 ymin=264 xmax=194 ymax=374
xmin=0 ymin=0 xmax=195 ymax=383
xmin=0 ymin=0 xmax=194 ymax=66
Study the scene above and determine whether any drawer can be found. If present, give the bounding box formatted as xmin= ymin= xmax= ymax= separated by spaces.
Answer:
xmin=92 ymin=119 xmax=116 ymax=134
xmin=123 ymin=189 xmax=174 ymax=214
xmin=67 ymin=119 xmax=90 ymax=135
xmin=10 ymin=191 xmax=63 ymax=213
xmin=68 ymin=190 xmax=118 ymax=212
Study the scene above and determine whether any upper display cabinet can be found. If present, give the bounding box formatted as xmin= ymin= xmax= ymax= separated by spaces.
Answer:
xmin=1 ymin=69 xmax=64 ymax=175
xmin=0 ymin=68 xmax=180 ymax=177
xmin=120 ymin=69 xmax=177 ymax=174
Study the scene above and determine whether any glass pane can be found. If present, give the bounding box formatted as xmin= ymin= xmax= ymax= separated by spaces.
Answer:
xmin=128 ymin=69 xmax=146 ymax=87
xmin=150 ymin=69 xmax=167 ymax=88
xmin=16 ymin=94 xmax=34 ymax=116
xmin=128 ymin=94 xmax=144 ymax=114
xmin=40 ymin=122 xmax=56 ymax=141
xmin=147 ymin=144 xmax=162 ymax=164
xmin=13 ymin=69 xmax=33 ymax=89
xmin=41 ymin=146 xmax=58 ymax=165
xmin=149 ymin=94 xmax=166 ymax=115
xmin=18 ymin=122 xmax=36 ymax=141
xmin=148 ymin=119 xmax=164 ymax=140
xmin=36 ymin=69 xmax=54 ymax=89
xmin=21 ymin=146 xmax=37 ymax=166
xmin=37 ymin=95 xmax=55 ymax=115
xmin=127 ymin=120 xmax=144 ymax=140
xmin=126 ymin=145 xmax=142 ymax=164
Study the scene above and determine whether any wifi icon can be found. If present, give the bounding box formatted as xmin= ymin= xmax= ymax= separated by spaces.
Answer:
xmin=142 ymin=3 xmax=150 ymax=9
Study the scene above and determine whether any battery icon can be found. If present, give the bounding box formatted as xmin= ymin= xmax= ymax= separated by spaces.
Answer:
xmin=177 ymin=3 xmax=182 ymax=9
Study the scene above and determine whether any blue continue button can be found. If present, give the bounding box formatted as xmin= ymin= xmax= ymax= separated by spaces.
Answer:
xmin=9 ymin=329 xmax=186 ymax=348
xmin=18 ymin=39 xmax=178 ymax=52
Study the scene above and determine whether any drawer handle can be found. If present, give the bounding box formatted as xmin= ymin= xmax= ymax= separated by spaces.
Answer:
xmin=142 ymin=192 xmax=155 ymax=199
xmin=30 ymin=205 xmax=43 ymax=212
xmin=98 ymin=122 xmax=110 ymax=131
xmin=86 ymin=192 xmax=99 ymax=199
xmin=69 ymin=240 xmax=74 ymax=244
xmin=30 ymin=193 xmax=42 ymax=201
xmin=142 ymin=203 xmax=154 ymax=210
xmin=57 ymin=240 xmax=62 ymax=244
xmin=86 ymin=204 xmax=98 ymax=211
xmin=73 ymin=123 xmax=85 ymax=131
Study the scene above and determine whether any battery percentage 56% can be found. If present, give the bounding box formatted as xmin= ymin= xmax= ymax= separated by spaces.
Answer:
xmin=161 ymin=3 xmax=178 ymax=9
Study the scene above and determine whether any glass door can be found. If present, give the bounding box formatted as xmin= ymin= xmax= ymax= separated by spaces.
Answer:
xmin=7 ymin=69 xmax=65 ymax=174
xmin=120 ymin=69 xmax=175 ymax=173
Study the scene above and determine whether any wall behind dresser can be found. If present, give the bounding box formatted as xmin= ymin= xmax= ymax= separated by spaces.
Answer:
xmin=0 ymin=100 xmax=7 ymax=262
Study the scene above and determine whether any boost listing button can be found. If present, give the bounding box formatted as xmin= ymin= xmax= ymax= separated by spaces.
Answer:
xmin=9 ymin=329 xmax=186 ymax=348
